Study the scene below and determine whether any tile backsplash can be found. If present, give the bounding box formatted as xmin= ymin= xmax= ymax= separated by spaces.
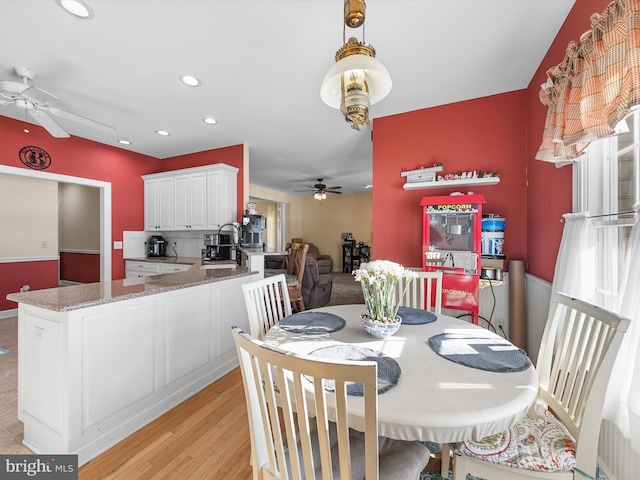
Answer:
xmin=124 ymin=230 xmax=236 ymax=259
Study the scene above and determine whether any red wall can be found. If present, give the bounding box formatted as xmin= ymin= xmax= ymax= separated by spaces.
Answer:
xmin=372 ymin=91 xmax=527 ymax=269
xmin=60 ymin=252 xmax=101 ymax=284
xmin=525 ymin=0 xmax=611 ymax=282
xmin=0 ymin=261 xmax=59 ymax=311
xmin=0 ymin=115 xmax=245 ymax=311
xmin=374 ymin=0 xmax=612 ymax=284
xmin=0 ymin=115 xmax=160 ymax=289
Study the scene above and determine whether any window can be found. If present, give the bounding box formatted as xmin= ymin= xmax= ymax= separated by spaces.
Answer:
xmin=573 ymin=110 xmax=640 ymax=309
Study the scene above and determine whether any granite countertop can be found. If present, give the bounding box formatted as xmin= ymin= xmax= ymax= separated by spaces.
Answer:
xmin=6 ymin=257 xmax=253 ymax=313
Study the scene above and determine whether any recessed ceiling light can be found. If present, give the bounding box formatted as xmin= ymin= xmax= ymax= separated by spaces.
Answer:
xmin=118 ymin=139 xmax=132 ymax=145
xmin=57 ymin=0 xmax=93 ymax=18
xmin=155 ymin=130 xmax=170 ymax=136
xmin=180 ymin=75 xmax=200 ymax=86
xmin=203 ymin=117 xmax=217 ymax=125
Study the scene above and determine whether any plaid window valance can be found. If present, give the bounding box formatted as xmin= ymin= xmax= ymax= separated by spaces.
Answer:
xmin=536 ymin=0 xmax=640 ymax=165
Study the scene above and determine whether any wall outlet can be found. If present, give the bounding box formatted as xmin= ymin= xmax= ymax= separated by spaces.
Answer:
xmin=341 ymin=232 xmax=352 ymax=240
xmin=114 ymin=241 xmax=123 ymax=250
xmin=34 ymin=326 xmax=45 ymax=342
xmin=495 ymin=317 xmax=506 ymax=336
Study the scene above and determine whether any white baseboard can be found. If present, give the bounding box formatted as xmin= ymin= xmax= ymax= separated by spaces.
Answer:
xmin=0 ymin=309 xmax=18 ymax=319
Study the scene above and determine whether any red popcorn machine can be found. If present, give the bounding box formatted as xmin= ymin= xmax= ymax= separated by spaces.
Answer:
xmin=420 ymin=194 xmax=486 ymax=324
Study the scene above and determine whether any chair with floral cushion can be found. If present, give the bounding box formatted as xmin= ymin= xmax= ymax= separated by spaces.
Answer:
xmin=447 ymin=292 xmax=630 ymax=480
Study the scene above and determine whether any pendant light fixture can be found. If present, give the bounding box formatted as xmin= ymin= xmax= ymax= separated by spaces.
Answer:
xmin=320 ymin=0 xmax=392 ymax=131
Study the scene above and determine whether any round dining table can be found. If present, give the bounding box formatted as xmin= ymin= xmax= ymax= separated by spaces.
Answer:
xmin=263 ymin=304 xmax=538 ymax=443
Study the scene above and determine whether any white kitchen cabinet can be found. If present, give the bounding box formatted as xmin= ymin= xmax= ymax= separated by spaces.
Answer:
xmin=159 ymin=263 xmax=192 ymax=274
xmin=144 ymin=177 xmax=173 ymax=231
xmin=125 ymin=260 xmax=192 ymax=278
xmin=173 ymin=172 xmax=207 ymax=230
xmin=206 ymin=166 xmax=237 ymax=230
xmin=16 ymin=272 xmax=258 ymax=465
xmin=125 ymin=260 xmax=161 ymax=278
xmin=143 ymin=164 xmax=238 ymax=232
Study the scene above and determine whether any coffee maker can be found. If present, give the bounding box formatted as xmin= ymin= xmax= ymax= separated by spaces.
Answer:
xmin=241 ymin=214 xmax=265 ymax=248
xmin=147 ymin=235 xmax=168 ymax=257
xmin=203 ymin=233 xmax=232 ymax=261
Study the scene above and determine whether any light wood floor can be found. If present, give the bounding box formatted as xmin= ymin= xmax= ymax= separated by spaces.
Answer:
xmin=78 ymin=368 xmax=253 ymax=480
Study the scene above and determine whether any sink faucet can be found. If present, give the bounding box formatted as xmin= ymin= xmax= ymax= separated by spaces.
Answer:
xmin=218 ymin=222 xmax=242 ymax=264
xmin=218 ymin=222 xmax=242 ymax=247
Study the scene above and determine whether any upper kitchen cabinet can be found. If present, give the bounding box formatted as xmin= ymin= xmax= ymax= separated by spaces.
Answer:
xmin=143 ymin=164 xmax=238 ymax=232
xmin=144 ymin=176 xmax=173 ymax=231
xmin=174 ymin=171 xmax=207 ymax=230
xmin=206 ymin=166 xmax=238 ymax=230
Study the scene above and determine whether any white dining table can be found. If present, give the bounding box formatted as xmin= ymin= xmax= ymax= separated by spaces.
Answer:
xmin=263 ymin=304 xmax=538 ymax=443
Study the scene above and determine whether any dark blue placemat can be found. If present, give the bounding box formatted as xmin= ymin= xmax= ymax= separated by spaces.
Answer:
xmin=428 ymin=333 xmax=532 ymax=373
xmin=307 ymin=345 xmax=401 ymax=396
xmin=279 ymin=312 xmax=346 ymax=334
xmin=396 ymin=306 xmax=437 ymax=325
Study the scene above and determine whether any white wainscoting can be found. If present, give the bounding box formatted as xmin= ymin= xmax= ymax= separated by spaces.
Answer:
xmin=525 ymin=273 xmax=640 ymax=480
xmin=478 ymin=274 xmax=511 ymax=339
xmin=524 ymin=274 xmax=552 ymax=365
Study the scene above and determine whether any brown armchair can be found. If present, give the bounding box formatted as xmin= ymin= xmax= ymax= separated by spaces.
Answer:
xmin=301 ymin=256 xmax=333 ymax=309
xmin=305 ymin=243 xmax=334 ymax=274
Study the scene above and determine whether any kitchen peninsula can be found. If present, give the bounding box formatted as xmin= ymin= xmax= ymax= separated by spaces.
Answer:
xmin=6 ymin=259 xmax=259 ymax=465
xmin=239 ymin=246 xmax=289 ymax=277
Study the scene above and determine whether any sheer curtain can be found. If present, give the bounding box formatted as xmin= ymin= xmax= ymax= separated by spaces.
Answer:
xmin=551 ymin=213 xmax=596 ymax=302
xmin=603 ymin=214 xmax=640 ymax=452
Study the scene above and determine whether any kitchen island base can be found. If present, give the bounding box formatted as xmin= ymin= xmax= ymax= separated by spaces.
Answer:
xmin=17 ymin=273 xmax=258 ymax=465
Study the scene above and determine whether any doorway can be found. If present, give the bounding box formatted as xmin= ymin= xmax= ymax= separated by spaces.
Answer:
xmin=249 ymin=197 xmax=286 ymax=251
xmin=0 ymin=165 xmax=112 ymax=282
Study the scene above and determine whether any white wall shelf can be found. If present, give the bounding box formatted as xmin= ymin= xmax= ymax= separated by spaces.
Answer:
xmin=402 ymin=176 xmax=500 ymax=190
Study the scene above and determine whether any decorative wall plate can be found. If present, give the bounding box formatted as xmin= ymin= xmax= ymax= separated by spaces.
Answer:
xmin=19 ymin=146 xmax=51 ymax=170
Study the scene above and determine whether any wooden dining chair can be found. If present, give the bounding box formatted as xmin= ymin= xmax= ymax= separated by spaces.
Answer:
xmin=241 ymin=274 xmax=292 ymax=340
xmin=286 ymin=242 xmax=309 ymax=312
xmin=445 ymin=292 xmax=630 ymax=480
xmin=231 ymin=326 xmax=430 ymax=480
xmin=394 ymin=269 xmax=443 ymax=313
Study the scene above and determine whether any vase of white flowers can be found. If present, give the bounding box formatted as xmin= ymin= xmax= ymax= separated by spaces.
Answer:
xmin=353 ymin=260 xmax=418 ymax=337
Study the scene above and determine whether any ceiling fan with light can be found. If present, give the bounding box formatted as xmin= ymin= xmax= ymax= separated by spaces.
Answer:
xmin=295 ymin=178 xmax=343 ymax=199
xmin=0 ymin=66 xmax=116 ymax=138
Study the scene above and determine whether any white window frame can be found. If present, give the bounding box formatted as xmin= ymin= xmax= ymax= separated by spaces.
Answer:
xmin=572 ymin=110 xmax=640 ymax=310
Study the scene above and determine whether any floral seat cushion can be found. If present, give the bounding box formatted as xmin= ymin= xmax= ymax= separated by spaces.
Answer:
xmin=454 ymin=402 xmax=577 ymax=472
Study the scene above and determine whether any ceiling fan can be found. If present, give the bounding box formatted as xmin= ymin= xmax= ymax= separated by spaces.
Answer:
xmin=0 ymin=66 xmax=116 ymax=138
xmin=295 ymin=178 xmax=343 ymax=197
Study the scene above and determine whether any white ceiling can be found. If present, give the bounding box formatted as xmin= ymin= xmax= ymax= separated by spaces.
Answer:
xmin=0 ymin=0 xmax=575 ymax=195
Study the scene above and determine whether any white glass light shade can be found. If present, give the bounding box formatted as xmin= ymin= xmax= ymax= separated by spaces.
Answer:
xmin=320 ymin=54 xmax=392 ymax=109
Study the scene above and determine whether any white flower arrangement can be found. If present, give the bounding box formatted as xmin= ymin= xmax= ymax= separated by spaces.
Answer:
xmin=353 ymin=260 xmax=419 ymax=323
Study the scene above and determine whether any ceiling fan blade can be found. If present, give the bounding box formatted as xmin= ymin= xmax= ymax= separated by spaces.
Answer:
xmin=48 ymin=107 xmax=116 ymax=135
xmin=327 ymin=191 xmax=342 ymax=194
xmin=28 ymin=109 xmax=70 ymax=138
xmin=30 ymin=85 xmax=59 ymax=100
xmin=21 ymin=85 xmax=58 ymax=104
xmin=325 ymin=186 xmax=342 ymax=190
xmin=294 ymin=189 xmax=316 ymax=192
